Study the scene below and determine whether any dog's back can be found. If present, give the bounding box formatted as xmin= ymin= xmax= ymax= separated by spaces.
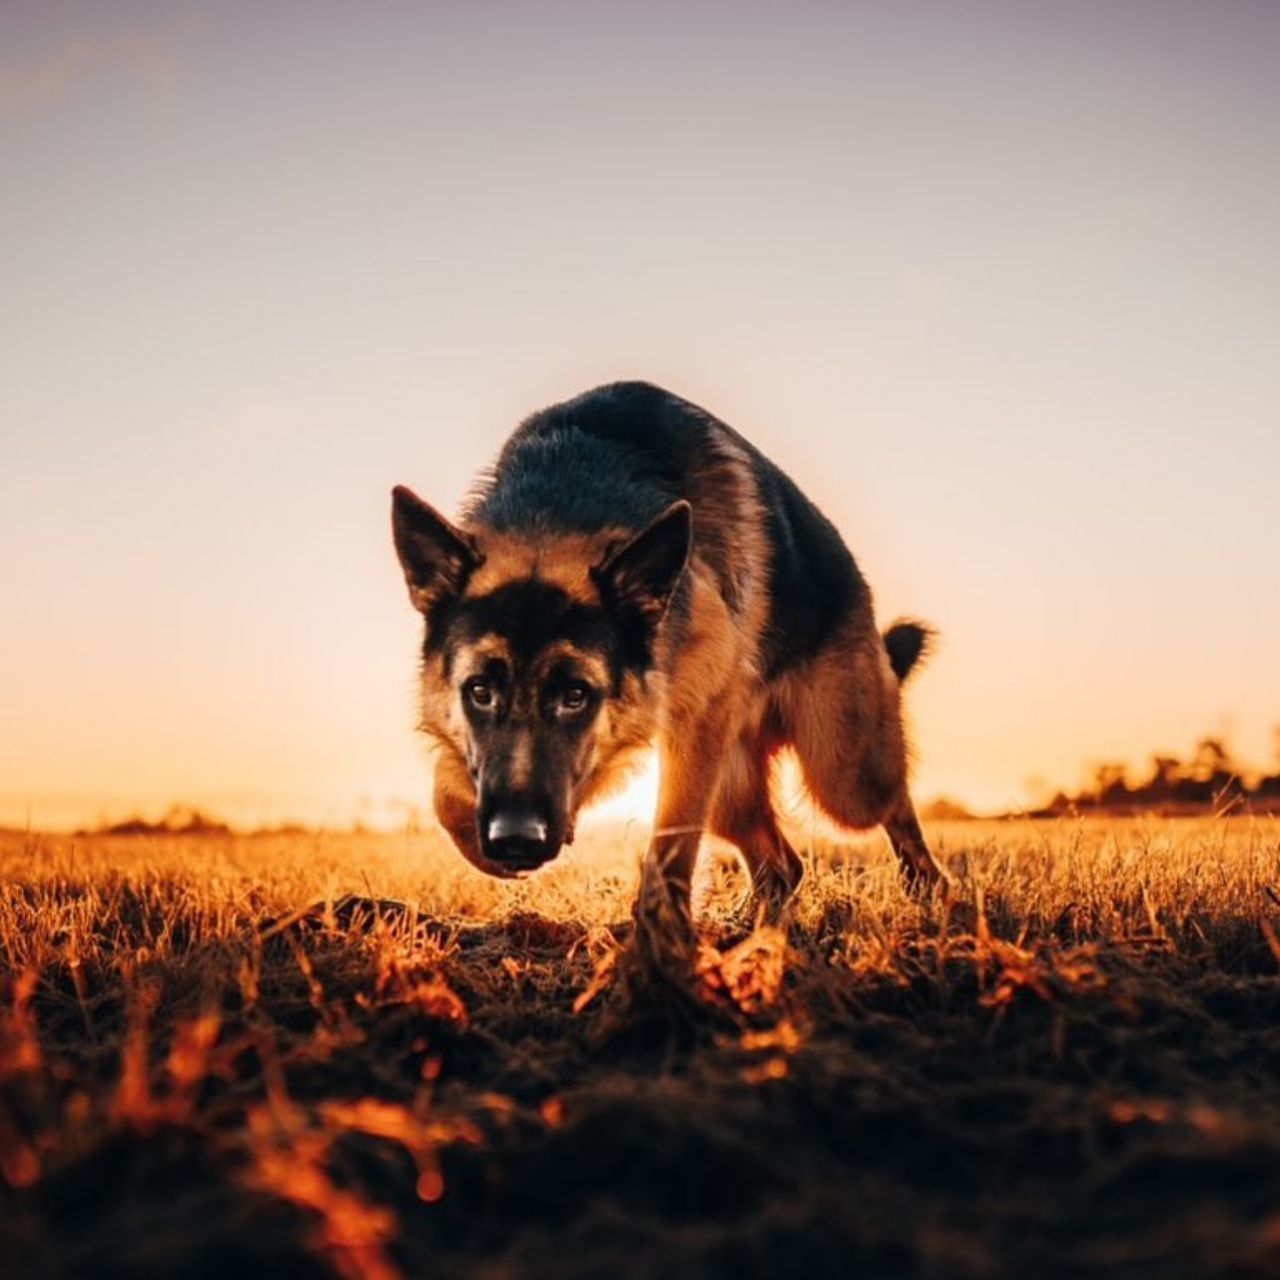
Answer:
xmin=464 ymin=381 xmax=872 ymax=681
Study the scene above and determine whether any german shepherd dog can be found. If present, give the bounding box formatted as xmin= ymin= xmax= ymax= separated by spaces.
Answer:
xmin=392 ymin=382 xmax=945 ymax=953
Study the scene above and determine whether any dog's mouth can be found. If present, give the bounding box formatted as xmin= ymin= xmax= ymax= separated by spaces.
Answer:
xmin=487 ymin=843 xmax=561 ymax=876
xmin=469 ymin=846 xmax=562 ymax=879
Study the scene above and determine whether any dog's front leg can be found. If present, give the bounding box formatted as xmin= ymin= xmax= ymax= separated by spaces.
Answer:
xmin=632 ymin=707 xmax=732 ymax=974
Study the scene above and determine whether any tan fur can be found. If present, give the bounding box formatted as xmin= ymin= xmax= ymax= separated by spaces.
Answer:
xmin=465 ymin=528 xmax=621 ymax=604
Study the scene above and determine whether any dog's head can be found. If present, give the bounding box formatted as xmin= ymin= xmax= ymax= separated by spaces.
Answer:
xmin=392 ymin=486 xmax=690 ymax=877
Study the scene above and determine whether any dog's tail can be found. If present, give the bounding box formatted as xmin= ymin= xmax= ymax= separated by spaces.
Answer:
xmin=883 ymin=618 xmax=935 ymax=682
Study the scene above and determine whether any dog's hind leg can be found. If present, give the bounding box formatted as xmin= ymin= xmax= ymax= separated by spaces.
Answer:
xmin=784 ymin=624 xmax=946 ymax=894
xmin=709 ymin=732 xmax=803 ymax=922
xmin=882 ymin=795 xmax=945 ymax=893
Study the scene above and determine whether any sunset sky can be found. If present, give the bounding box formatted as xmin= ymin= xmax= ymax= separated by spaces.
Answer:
xmin=3 ymin=1 xmax=1279 ymax=831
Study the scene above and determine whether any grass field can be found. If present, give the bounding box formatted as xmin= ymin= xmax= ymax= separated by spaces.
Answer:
xmin=3 ymin=815 xmax=1280 ymax=1278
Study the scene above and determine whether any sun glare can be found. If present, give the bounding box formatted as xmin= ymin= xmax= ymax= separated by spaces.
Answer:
xmin=581 ymin=751 xmax=661 ymax=826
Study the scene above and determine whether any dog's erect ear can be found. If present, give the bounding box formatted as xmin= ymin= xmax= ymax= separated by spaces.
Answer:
xmin=591 ymin=500 xmax=692 ymax=626
xmin=391 ymin=486 xmax=481 ymax=613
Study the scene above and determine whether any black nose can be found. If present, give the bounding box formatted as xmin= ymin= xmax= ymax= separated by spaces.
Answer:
xmin=483 ymin=804 xmax=555 ymax=869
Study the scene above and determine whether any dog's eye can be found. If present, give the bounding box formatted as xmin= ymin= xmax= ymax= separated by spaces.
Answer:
xmin=561 ymin=683 xmax=590 ymax=713
xmin=464 ymin=678 xmax=494 ymax=708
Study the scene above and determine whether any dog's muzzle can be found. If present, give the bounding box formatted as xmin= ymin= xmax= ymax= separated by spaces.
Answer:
xmin=479 ymin=799 xmax=558 ymax=871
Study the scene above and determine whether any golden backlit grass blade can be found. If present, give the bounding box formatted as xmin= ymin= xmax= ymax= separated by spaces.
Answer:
xmin=1259 ymin=915 xmax=1280 ymax=969
xmin=694 ymin=925 xmax=789 ymax=1018
xmin=111 ymin=979 xmax=161 ymax=1129
xmin=166 ymin=1010 xmax=221 ymax=1117
xmin=571 ymin=928 xmax=621 ymax=1016
xmin=0 ymin=969 xmax=41 ymax=1080
xmin=240 ymin=1104 xmax=402 ymax=1280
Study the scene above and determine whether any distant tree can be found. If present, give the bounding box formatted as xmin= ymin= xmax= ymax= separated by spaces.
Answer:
xmin=919 ymin=796 xmax=974 ymax=821
xmin=1027 ymin=730 xmax=1280 ymax=818
xmin=1148 ymin=754 xmax=1183 ymax=795
xmin=102 ymin=806 xmax=232 ymax=837
xmin=1092 ymin=762 xmax=1130 ymax=807
xmin=1190 ymin=737 xmax=1234 ymax=784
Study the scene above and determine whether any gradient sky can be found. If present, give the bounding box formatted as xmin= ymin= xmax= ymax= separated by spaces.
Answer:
xmin=3 ymin=1 xmax=1278 ymax=830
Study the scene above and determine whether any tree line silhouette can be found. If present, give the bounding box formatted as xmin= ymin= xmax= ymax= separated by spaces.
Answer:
xmin=1035 ymin=728 xmax=1280 ymax=817
xmin=82 ymin=805 xmax=233 ymax=837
